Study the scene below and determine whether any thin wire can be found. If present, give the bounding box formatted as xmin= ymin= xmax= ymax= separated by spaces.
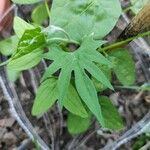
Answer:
xmin=0 ymin=68 xmax=50 ymax=150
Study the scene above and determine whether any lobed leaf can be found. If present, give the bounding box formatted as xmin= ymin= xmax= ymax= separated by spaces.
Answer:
xmin=43 ymin=35 xmax=113 ymax=125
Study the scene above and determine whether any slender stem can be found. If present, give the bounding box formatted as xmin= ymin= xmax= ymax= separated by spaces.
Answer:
xmin=99 ymin=30 xmax=150 ymax=52
xmin=44 ymin=0 xmax=51 ymax=19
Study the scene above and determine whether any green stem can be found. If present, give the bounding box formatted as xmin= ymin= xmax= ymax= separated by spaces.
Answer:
xmin=47 ymin=38 xmax=80 ymax=45
xmin=44 ymin=0 xmax=51 ymax=19
xmin=99 ymin=30 xmax=150 ymax=52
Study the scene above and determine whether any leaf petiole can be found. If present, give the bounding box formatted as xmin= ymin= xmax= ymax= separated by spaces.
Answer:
xmin=100 ymin=30 xmax=150 ymax=52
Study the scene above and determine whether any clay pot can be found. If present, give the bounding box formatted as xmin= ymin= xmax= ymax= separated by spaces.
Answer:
xmin=0 ymin=0 xmax=13 ymax=32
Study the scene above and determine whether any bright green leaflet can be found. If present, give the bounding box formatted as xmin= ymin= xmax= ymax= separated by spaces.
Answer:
xmin=13 ymin=16 xmax=34 ymax=38
xmin=51 ymin=0 xmax=122 ymax=40
xmin=100 ymin=96 xmax=124 ymax=130
xmin=32 ymin=3 xmax=49 ymax=25
xmin=131 ymin=0 xmax=149 ymax=14
xmin=0 ymin=36 xmax=18 ymax=56
xmin=12 ymin=0 xmax=41 ymax=4
xmin=11 ymin=27 xmax=46 ymax=60
xmin=43 ymin=35 xmax=113 ymax=126
xmin=108 ymin=48 xmax=136 ymax=86
xmin=67 ymin=113 xmax=91 ymax=135
xmin=32 ymin=77 xmax=88 ymax=118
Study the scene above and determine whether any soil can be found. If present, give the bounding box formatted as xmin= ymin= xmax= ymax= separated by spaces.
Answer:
xmin=0 ymin=0 xmax=150 ymax=150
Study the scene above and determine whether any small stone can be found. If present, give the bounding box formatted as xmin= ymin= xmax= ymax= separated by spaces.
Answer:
xmin=0 ymin=118 xmax=15 ymax=127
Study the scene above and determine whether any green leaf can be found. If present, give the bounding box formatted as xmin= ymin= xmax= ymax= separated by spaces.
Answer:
xmin=32 ymin=3 xmax=49 ymax=25
xmin=0 ymin=36 xmax=18 ymax=56
xmin=108 ymin=48 xmax=136 ymax=86
xmin=13 ymin=16 xmax=34 ymax=38
xmin=12 ymin=0 xmax=41 ymax=4
xmin=99 ymin=96 xmax=124 ymax=130
xmin=74 ymin=65 xmax=104 ymax=126
xmin=7 ymin=49 xmax=42 ymax=71
xmin=51 ymin=0 xmax=121 ymax=40
xmin=32 ymin=78 xmax=58 ymax=116
xmin=43 ymin=35 xmax=112 ymax=125
xmin=12 ymin=27 xmax=46 ymax=59
xmin=67 ymin=113 xmax=91 ymax=135
xmin=64 ymin=84 xmax=88 ymax=118
xmin=131 ymin=0 xmax=149 ymax=14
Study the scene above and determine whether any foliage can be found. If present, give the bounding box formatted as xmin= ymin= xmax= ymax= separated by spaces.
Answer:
xmin=0 ymin=0 xmax=142 ymax=134
xmin=31 ymin=3 xmax=49 ymax=25
xmin=132 ymin=133 xmax=150 ymax=150
xmin=51 ymin=0 xmax=121 ymax=40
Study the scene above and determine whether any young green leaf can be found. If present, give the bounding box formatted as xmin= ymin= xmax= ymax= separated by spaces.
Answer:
xmin=12 ymin=0 xmax=41 ymax=4
xmin=67 ymin=113 xmax=91 ymax=135
xmin=7 ymin=49 xmax=42 ymax=71
xmin=13 ymin=16 xmax=34 ymax=38
xmin=51 ymin=0 xmax=122 ymax=40
xmin=32 ymin=3 xmax=49 ymax=25
xmin=74 ymin=65 xmax=104 ymax=126
xmin=99 ymin=96 xmax=124 ymax=130
xmin=43 ymin=35 xmax=112 ymax=126
xmin=0 ymin=36 xmax=18 ymax=56
xmin=108 ymin=48 xmax=136 ymax=86
xmin=64 ymin=84 xmax=88 ymax=118
xmin=12 ymin=27 xmax=46 ymax=59
xmin=32 ymin=77 xmax=58 ymax=116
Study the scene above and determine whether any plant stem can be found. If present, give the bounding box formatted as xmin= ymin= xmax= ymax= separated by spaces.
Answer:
xmin=99 ymin=30 xmax=150 ymax=52
xmin=44 ymin=0 xmax=51 ymax=19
